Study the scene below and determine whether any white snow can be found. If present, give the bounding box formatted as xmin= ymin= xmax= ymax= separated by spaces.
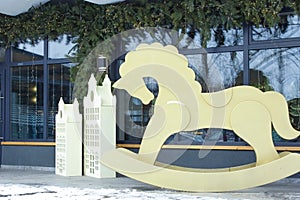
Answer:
xmin=0 ymin=184 xmax=244 ymax=200
xmin=1 ymin=183 xmax=300 ymax=200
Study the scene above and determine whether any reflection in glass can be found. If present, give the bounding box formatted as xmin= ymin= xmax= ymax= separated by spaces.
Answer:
xmin=250 ymin=48 xmax=300 ymax=142
xmin=0 ymin=48 xmax=5 ymax=62
xmin=252 ymin=14 xmax=300 ymax=40
xmin=188 ymin=27 xmax=243 ymax=48
xmin=10 ymin=65 xmax=44 ymax=139
xmin=250 ymin=48 xmax=300 ymax=100
xmin=165 ymin=128 xmax=241 ymax=145
xmin=187 ymin=51 xmax=243 ymax=92
xmin=0 ymin=75 xmax=2 ymax=129
xmin=48 ymin=63 xmax=75 ymax=139
xmin=117 ymin=77 xmax=157 ymax=141
xmin=207 ymin=27 xmax=243 ymax=48
xmin=48 ymin=35 xmax=77 ymax=59
xmin=11 ymin=41 xmax=44 ymax=62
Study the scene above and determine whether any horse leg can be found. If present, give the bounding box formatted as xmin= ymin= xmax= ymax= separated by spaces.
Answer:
xmin=230 ymin=101 xmax=279 ymax=166
xmin=138 ymin=103 xmax=190 ymax=164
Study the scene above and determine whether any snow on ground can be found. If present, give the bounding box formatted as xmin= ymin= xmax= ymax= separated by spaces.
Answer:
xmin=1 ymin=182 xmax=300 ymax=200
xmin=0 ymin=173 xmax=300 ymax=200
xmin=0 ymin=183 xmax=245 ymax=200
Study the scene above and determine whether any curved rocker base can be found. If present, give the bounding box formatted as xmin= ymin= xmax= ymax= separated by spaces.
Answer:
xmin=101 ymin=148 xmax=300 ymax=192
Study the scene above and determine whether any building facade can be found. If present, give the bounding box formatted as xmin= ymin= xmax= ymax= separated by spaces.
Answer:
xmin=0 ymin=12 xmax=299 ymax=173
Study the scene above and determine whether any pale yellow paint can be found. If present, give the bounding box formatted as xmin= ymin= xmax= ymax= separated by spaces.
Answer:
xmin=101 ymin=148 xmax=300 ymax=192
xmin=102 ymin=43 xmax=300 ymax=192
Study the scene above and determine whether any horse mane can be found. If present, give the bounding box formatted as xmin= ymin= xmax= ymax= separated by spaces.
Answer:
xmin=119 ymin=43 xmax=200 ymax=91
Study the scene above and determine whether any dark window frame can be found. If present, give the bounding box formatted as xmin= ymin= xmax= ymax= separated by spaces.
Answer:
xmin=5 ymin=38 xmax=72 ymax=142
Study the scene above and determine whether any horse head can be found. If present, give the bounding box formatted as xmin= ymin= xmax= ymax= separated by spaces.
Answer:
xmin=113 ymin=71 xmax=155 ymax=105
xmin=113 ymin=43 xmax=195 ymax=105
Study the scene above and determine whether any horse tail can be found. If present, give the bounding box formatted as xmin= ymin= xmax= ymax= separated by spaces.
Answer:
xmin=264 ymin=91 xmax=299 ymax=140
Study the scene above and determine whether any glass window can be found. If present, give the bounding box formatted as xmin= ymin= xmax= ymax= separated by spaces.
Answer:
xmin=184 ymin=27 xmax=243 ymax=49
xmin=250 ymin=48 xmax=300 ymax=142
xmin=0 ymin=74 xmax=3 ymax=130
xmin=187 ymin=51 xmax=243 ymax=92
xmin=122 ymin=97 xmax=153 ymax=141
xmin=10 ymin=65 xmax=44 ymax=139
xmin=0 ymin=48 xmax=5 ymax=62
xmin=48 ymin=35 xmax=77 ymax=59
xmin=48 ymin=63 xmax=75 ymax=139
xmin=11 ymin=41 xmax=44 ymax=62
xmin=252 ymin=14 xmax=300 ymax=41
xmin=207 ymin=27 xmax=243 ymax=48
xmin=166 ymin=128 xmax=241 ymax=145
xmin=182 ymin=28 xmax=243 ymax=49
xmin=116 ymin=78 xmax=156 ymax=142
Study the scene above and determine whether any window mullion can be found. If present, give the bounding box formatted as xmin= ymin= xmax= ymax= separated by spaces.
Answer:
xmin=243 ymin=23 xmax=250 ymax=85
xmin=43 ymin=39 xmax=49 ymax=140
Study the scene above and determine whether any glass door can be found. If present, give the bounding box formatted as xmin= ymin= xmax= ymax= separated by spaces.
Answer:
xmin=0 ymin=63 xmax=4 ymax=166
xmin=0 ymin=65 xmax=3 ymax=141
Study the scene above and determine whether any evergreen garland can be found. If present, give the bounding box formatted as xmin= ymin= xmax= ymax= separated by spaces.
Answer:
xmin=0 ymin=0 xmax=298 ymax=62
